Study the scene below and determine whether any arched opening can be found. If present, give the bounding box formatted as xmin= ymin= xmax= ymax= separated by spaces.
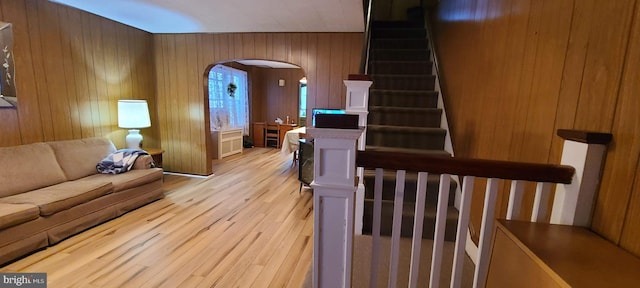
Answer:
xmin=204 ymin=59 xmax=306 ymax=165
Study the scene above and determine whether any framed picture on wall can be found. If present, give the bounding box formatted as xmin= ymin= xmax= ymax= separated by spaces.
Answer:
xmin=0 ymin=21 xmax=17 ymax=108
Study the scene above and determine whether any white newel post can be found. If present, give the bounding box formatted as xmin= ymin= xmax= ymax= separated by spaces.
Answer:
xmin=551 ymin=130 xmax=612 ymax=226
xmin=308 ymin=126 xmax=365 ymax=288
xmin=344 ymin=78 xmax=372 ymax=235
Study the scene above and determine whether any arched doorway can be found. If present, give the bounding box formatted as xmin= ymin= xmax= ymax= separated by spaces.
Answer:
xmin=204 ymin=59 xmax=306 ymax=164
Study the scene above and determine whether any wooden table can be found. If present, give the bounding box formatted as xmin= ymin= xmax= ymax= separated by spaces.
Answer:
xmin=145 ymin=148 xmax=164 ymax=168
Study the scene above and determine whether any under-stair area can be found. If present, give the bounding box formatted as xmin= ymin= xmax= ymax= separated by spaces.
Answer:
xmin=362 ymin=17 xmax=459 ymax=242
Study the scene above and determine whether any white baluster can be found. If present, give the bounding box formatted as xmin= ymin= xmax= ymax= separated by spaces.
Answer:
xmin=409 ymin=172 xmax=429 ymax=288
xmin=450 ymin=176 xmax=474 ymax=288
xmin=472 ymin=178 xmax=499 ymax=288
xmin=370 ymin=168 xmax=384 ymax=288
xmin=388 ymin=170 xmax=406 ymax=288
xmin=430 ymin=174 xmax=451 ymax=288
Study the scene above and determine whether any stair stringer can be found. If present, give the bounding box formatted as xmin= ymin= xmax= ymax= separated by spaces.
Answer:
xmin=423 ymin=9 xmax=478 ymax=264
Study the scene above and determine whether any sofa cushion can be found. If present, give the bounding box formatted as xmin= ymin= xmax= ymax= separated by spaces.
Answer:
xmin=0 ymin=181 xmax=113 ymax=216
xmin=0 ymin=203 xmax=40 ymax=230
xmin=47 ymin=138 xmax=116 ymax=181
xmin=0 ymin=143 xmax=67 ymax=198
xmin=82 ymin=168 xmax=163 ymax=192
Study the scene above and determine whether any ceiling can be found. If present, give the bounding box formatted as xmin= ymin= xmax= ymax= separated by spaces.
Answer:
xmin=50 ymin=0 xmax=365 ymax=34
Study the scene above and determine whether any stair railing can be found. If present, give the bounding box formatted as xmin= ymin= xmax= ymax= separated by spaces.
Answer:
xmin=308 ymin=121 xmax=611 ymax=288
xmin=360 ymin=0 xmax=375 ymax=74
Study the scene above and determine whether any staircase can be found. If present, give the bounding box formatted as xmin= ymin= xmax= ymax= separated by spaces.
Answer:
xmin=363 ymin=18 xmax=459 ymax=241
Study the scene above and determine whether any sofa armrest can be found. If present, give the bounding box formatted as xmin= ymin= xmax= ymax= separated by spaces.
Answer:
xmin=132 ymin=154 xmax=154 ymax=170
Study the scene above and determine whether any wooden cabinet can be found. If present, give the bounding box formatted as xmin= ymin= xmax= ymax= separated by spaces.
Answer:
xmin=145 ymin=148 xmax=164 ymax=168
xmin=253 ymin=122 xmax=265 ymax=147
xmin=486 ymin=220 xmax=640 ymax=288
xmin=211 ymin=128 xmax=243 ymax=159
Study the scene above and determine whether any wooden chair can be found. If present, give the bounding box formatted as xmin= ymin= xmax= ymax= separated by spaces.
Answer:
xmin=265 ymin=124 xmax=280 ymax=148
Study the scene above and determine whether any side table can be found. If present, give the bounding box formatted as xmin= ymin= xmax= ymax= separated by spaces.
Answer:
xmin=145 ymin=148 xmax=164 ymax=168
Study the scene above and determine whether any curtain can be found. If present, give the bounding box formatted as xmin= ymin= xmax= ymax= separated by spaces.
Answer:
xmin=208 ymin=65 xmax=249 ymax=135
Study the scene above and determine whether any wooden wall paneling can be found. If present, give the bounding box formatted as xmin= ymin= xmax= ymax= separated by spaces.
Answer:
xmin=600 ymin=1 xmax=640 ymax=247
xmin=489 ymin=0 xmax=533 ymax=219
xmin=163 ymin=35 xmax=179 ymax=172
xmin=315 ymin=34 xmax=331 ymax=109
xmin=243 ymin=33 xmax=255 ymax=59
xmin=254 ymin=33 xmax=267 ymax=60
xmin=478 ymin=0 xmax=522 ymax=219
xmin=67 ymin=8 xmax=93 ymax=140
xmin=290 ymin=33 xmax=301 ymax=67
xmin=305 ymin=34 xmax=317 ymax=120
xmin=505 ymin=0 xmax=542 ymax=163
xmin=473 ymin=0 xmax=504 ymax=160
xmin=27 ymin=0 xmax=55 ymax=141
xmin=90 ymin=15 xmax=113 ymax=138
xmin=58 ymin=6 xmax=82 ymax=140
xmin=329 ymin=33 xmax=344 ymax=109
xmin=465 ymin=0 xmax=504 ymax=241
xmin=80 ymin=12 xmax=101 ymax=138
xmin=0 ymin=110 xmax=20 ymax=147
xmin=101 ymin=20 xmax=120 ymax=144
xmin=185 ymin=34 xmax=198 ymax=173
xmin=154 ymin=36 xmax=167 ymax=166
xmin=548 ymin=0 xmax=596 ymax=164
xmin=175 ymin=35 xmax=190 ymax=173
xmin=40 ymin=1 xmax=73 ymax=141
xmin=513 ymin=0 xmax=572 ymax=221
xmin=233 ymin=33 xmax=243 ymax=60
xmin=573 ymin=0 xmax=636 ymax=132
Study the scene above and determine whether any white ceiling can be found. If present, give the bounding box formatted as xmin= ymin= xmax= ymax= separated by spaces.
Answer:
xmin=50 ymin=0 xmax=365 ymax=34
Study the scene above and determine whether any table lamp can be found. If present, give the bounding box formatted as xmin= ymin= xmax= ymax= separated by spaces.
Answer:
xmin=118 ymin=100 xmax=151 ymax=149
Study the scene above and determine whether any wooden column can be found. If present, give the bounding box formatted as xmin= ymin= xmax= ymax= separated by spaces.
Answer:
xmin=551 ymin=129 xmax=612 ymax=226
xmin=308 ymin=121 xmax=364 ymax=288
xmin=344 ymin=75 xmax=373 ymax=235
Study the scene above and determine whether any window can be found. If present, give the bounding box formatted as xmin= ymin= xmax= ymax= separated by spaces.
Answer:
xmin=208 ymin=65 xmax=249 ymax=135
xmin=299 ymin=83 xmax=307 ymax=127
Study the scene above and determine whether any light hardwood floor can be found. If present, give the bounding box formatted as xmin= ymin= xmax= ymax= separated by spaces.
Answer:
xmin=0 ymin=148 xmax=313 ymax=288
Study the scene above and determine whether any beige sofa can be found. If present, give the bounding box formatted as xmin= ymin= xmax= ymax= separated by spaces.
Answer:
xmin=0 ymin=137 xmax=164 ymax=265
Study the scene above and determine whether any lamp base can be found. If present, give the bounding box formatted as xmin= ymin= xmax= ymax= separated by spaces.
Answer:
xmin=125 ymin=129 xmax=143 ymax=149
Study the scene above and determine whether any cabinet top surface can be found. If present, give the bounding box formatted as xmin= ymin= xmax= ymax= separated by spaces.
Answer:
xmin=497 ymin=220 xmax=640 ymax=288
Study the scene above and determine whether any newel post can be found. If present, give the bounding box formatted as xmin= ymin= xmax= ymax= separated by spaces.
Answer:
xmin=344 ymin=74 xmax=373 ymax=235
xmin=551 ymin=129 xmax=612 ymax=226
xmin=308 ymin=120 xmax=365 ymax=288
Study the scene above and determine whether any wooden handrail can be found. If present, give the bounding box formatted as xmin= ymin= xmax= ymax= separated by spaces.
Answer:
xmin=356 ymin=150 xmax=575 ymax=184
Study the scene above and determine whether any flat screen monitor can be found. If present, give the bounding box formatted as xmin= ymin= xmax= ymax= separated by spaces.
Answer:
xmin=312 ymin=108 xmax=346 ymax=126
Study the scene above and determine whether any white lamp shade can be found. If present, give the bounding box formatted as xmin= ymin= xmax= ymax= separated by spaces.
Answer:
xmin=118 ymin=100 xmax=151 ymax=128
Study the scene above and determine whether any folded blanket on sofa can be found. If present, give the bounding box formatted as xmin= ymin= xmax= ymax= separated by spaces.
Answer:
xmin=96 ymin=149 xmax=150 ymax=174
